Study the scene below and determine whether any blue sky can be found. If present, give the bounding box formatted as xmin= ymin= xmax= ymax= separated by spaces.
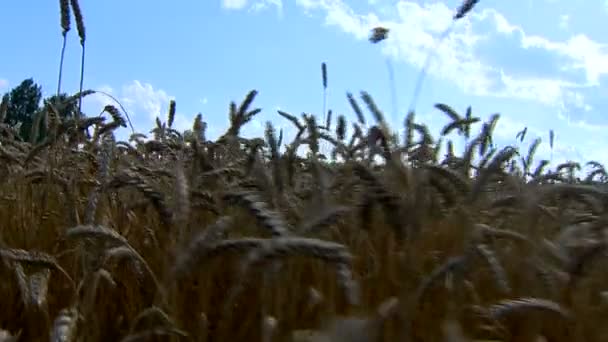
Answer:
xmin=1 ymin=0 xmax=608 ymax=166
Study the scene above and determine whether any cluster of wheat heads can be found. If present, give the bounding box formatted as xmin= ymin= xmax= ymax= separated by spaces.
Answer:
xmin=1 ymin=85 xmax=608 ymax=342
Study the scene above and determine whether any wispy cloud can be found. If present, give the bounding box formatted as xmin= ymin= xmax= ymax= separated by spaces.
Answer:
xmin=296 ymin=0 xmax=382 ymax=39
xmin=285 ymin=0 xmax=608 ymax=166
xmin=250 ymin=0 xmax=283 ymax=16
xmin=293 ymin=1 xmax=608 ymax=131
xmin=0 ymin=79 xmax=8 ymax=92
xmin=222 ymin=0 xmax=283 ymax=15
xmin=558 ymin=14 xmax=569 ymax=30
xmin=121 ymin=80 xmax=172 ymax=121
xmin=82 ymin=80 xmax=195 ymax=139
xmin=222 ymin=0 xmax=248 ymax=10
xmin=511 ymin=31 xmax=608 ymax=87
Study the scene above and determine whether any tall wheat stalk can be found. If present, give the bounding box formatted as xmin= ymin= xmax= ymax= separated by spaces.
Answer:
xmin=70 ymin=0 xmax=86 ymax=119
xmin=408 ymin=0 xmax=482 ymax=114
xmin=56 ymin=0 xmax=71 ymax=96
xmin=369 ymin=27 xmax=398 ymax=125
xmin=321 ymin=62 xmax=329 ymax=156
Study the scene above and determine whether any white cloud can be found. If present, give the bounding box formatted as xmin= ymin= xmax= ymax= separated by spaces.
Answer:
xmin=496 ymin=71 xmax=582 ymax=106
xmin=492 ymin=114 xmax=529 ymax=141
xmin=240 ymin=118 xmax=265 ymax=138
xmin=170 ymin=112 xmax=194 ymax=132
xmin=290 ymin=0 xmax=608 ymax=166
xmin=222 ymin=0 xmax=283 ymax=14
xmin=121 ymin=80 xmax=172 ymax=120
xmin=250 ymin=0 xmax=283 ymax=16
xmin=81 ymin=80 xmax=193 ymax=138
xmin=83 ymin=85 xmax=115 ymax=111
xmin=558 ymin=14 xmax=569 ymax=30
xmin=294 ymin=1 xmax=497 ymax=98
xmin=475 ymin=9 xmax=608 ymax=86
xmin=518 ymin=34 xmax=608 ymax=87
xmin=222 ymin=0 xmax=248 ymax=10
xmin=296 ymin=0 xmax=382 ymax=39
xmin=0 ymin=79 xmax=8 ymax=92
xmin=295 ymin=1 xmax=608 ymax=117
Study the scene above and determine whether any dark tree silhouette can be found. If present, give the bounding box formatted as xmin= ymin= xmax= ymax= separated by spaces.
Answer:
xmin=1 ymin=78 xmax=42 ymax=142
xmin=45 ymin=92 xmax=78 ymax=120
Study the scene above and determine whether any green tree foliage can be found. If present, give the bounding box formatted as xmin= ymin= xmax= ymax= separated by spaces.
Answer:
xmin=1 ymin=78 xmax=79 ymax=143
xmin=45 ymin=92 xmax=78 ymax=119
xmin=1 ymin=78 xmax=42 ymax=142
xmin=35 ymin=92 xmax=80 ymax=143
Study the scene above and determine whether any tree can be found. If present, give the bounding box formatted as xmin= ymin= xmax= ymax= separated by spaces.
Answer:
xmin=31 ymin=92 xmax=81 ymax=143
xmin=0 ymin=78 xmax=79 ymax=143
xmin=45 ymin=92 xmax=78 ymax=120
xmin=2 ymin=78 xmax=42 ymax=142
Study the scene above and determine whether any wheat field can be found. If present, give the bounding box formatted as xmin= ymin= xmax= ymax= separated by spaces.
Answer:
xmin=0 ymin=1 xmax=607 ymax=341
